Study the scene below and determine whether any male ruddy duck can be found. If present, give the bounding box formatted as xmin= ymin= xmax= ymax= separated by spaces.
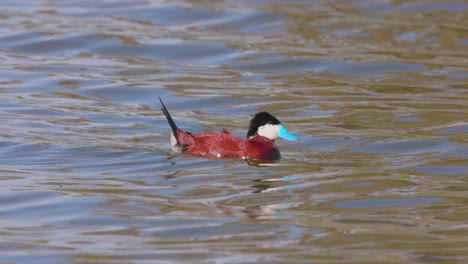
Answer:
xmin=159 ymin=97 xmax=298 ymax=160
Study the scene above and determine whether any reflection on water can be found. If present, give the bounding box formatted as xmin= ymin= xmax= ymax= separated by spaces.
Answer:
xmin=1 ymin=0 xmax=467 ymax=263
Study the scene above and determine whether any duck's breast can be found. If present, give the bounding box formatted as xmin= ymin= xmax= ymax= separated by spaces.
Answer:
xmin=243 ymin=136 xmax=280 ymax=160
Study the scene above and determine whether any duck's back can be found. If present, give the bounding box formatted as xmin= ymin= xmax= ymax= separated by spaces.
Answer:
xmin=184 ymin=132 xmax=246 ymax=158
xmin=178 ymin=130 xmax=280 ymax=160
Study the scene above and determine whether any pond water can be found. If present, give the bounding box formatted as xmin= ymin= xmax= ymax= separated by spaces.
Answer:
xmin=1 ymin=0 xmax=467 ymax=263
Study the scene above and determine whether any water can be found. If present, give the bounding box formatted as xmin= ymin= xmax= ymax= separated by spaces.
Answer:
xmin=1 ymin=0 xmax=467 ymax=263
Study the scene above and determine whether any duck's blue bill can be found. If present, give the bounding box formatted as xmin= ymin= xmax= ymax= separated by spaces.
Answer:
xmin=278 ymin=124 xmax=298 ymax=140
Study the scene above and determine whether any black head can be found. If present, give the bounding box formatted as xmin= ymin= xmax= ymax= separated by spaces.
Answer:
xmin=246 ymin=111 xmax=281 ymax=138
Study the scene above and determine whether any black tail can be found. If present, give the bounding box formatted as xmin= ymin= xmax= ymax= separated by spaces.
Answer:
xmin=159 ymin=97 xmax=178 ymax=142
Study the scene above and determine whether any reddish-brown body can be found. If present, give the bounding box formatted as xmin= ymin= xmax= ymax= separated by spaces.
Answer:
xmin=176 ymin=128 xmax=280 ymax=160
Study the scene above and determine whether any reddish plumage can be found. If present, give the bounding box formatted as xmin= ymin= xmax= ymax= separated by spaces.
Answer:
xmin=176 ymin=128 xmax=280 ymax=160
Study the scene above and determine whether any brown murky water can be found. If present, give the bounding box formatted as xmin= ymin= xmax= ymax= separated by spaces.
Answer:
xmin=1 ymin=0 xmax=467 ymax=263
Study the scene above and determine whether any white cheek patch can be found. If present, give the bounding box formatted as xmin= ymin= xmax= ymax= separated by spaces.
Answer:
xmin=257 ymin=124 xmax=280 ymax=140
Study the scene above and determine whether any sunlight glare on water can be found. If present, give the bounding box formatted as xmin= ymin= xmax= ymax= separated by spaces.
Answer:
xmin=0 ymin=0 xmax=467 ymax=263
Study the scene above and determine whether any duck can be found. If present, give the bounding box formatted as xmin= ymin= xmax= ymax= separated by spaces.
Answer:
xmin=159 ymin=97 xmax=298 ymax=160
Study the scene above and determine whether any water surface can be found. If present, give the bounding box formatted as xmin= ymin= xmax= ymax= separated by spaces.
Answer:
xmin=1 ymin=0 xmax=467 ymax=263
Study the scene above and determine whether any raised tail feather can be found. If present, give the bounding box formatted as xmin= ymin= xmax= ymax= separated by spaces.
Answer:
xmin=159 ymin=97 xmax=179 ymax=143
